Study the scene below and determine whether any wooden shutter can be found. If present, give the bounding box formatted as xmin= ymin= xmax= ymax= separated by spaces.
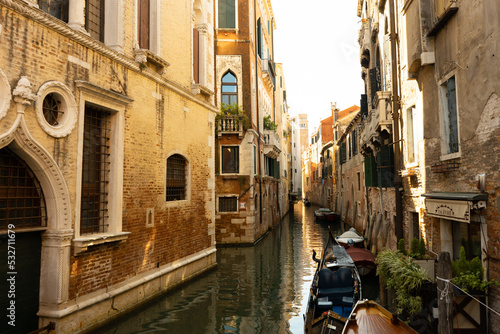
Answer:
xmin=447 ymin=77 xmax=459 ymax=153
xmin=138 ymin=0 xmax=150 ymax=49
xmin=377 ymin=145 xmax=394 ymax=187
xmin=193 ymin=28 xmax=200 ymax=84
xmin=258 ymin=19 xmax=263 ymax=58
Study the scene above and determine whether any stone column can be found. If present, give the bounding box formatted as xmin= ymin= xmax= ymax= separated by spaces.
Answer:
xmin=196 ymin=24 xmax=208 ymax=87
xmin=39 ymin=229 xmax=73 ymax=307
xmin=68 ymin=0 xmax=85 ymax=32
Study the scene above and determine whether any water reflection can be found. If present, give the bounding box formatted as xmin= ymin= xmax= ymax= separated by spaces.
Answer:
xmin=96 ymin=204 xmax=372 ymax=334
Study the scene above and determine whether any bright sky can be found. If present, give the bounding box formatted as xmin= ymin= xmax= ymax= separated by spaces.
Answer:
xmin=272 ymin=0 xmax=364 ymax=134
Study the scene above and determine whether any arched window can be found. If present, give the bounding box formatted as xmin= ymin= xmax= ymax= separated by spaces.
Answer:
xmin=221 ymin=72 xmax=237 ymax=105
xmin=0 ymin=148 xmax=46 ymax=229
xmin=166 ymin=154 xmax=187 ymax=201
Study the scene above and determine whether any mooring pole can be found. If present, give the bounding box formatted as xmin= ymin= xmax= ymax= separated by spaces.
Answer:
xmin=437 ymin=252 xmax=454 ymax=334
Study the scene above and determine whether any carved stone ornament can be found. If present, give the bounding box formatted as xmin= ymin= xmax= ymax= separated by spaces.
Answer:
xmin=13 ymin=76 xmax=37 ymax=109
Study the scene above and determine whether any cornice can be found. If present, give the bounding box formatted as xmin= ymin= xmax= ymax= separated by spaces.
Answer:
xmin=0 ymin=0 xmax=218 ymax=113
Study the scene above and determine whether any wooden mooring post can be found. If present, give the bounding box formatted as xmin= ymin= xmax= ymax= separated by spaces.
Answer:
xmin=437 ymin=251 xmax=454 ymax=334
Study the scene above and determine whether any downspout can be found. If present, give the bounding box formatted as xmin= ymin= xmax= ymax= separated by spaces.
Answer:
xmin=389 ymin=0 xmax=403 ymax=240
xmin=254 ymin=0 xmax=263 ymax=225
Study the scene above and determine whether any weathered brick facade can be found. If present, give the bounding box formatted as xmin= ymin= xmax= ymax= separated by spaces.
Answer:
xmin=0 ymin=1 xmax=216 ymax=333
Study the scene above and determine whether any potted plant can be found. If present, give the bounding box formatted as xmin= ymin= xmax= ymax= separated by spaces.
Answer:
xmin=376 ymin=249 xmax=428 ymax=315
xmin=215 ymin=102 xmax=249 ymax=135
xmin=263 ymin=115 xmax=278 ymax=131
xmin=451 ymin=246 xmax=497 ymax=295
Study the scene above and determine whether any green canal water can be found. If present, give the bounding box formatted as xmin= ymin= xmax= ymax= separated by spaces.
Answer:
xmin=96 ymin=203 xmax=379 ymax=333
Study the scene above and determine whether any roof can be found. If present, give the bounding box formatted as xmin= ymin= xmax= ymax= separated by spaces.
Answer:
xmin=338 ymin=105 xmax=360 ymax=120
xmin=421 ymin=192 xmax=488 ymax=201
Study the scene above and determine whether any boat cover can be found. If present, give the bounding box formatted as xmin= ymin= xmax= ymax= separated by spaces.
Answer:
xmin=346 ymin=247 xmax=376 ymax=265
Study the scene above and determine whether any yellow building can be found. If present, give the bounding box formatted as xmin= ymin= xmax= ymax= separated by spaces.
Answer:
xmin=0 ymin=0 xmax=216 ymax=333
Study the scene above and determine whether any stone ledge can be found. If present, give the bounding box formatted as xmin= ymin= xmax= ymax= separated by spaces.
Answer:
xmin=73 ymin=232 xmax=131 ymax=255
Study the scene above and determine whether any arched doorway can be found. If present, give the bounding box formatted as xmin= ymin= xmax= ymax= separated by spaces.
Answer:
xmin=0 ymin=146 xmax=45 ymax=333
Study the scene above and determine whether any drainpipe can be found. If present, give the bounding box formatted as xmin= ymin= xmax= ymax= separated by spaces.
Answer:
xmin=389 ymin=0 xmax=403 ymax=240
xmin=254 ymin=0 xmax=263 ymax=225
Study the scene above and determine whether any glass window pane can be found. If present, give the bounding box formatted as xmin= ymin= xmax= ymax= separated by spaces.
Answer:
xmin=222 ymin=72 xmax=237 ymax=83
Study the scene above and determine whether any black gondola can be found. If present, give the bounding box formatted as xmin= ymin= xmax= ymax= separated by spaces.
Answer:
xmin=304 ymin=233 xmax=362 ymax=334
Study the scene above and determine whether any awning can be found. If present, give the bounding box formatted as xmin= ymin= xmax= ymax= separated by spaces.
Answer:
xmin=422 ymin=192 xmax=488 ymax=223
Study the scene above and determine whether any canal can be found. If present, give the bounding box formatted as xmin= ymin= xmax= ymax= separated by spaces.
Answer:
xmin=96 ymin=203 xmax=379 ymax=333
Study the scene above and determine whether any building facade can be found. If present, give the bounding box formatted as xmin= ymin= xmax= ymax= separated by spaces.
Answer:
xmin=214 ymin=0 xmax=287 ymax=245
xmin=357 ymin=0 xmax=500 ymax=330
xmin=0 ymin=0 xmax=217 ymax=333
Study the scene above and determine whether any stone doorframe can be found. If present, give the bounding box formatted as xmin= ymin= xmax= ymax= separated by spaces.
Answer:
xmin=0 ymin=75 xmax=73 ymax=320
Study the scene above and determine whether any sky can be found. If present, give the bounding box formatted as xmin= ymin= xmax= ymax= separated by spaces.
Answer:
xmin=271 ymin=0 xmax=364 ymax=134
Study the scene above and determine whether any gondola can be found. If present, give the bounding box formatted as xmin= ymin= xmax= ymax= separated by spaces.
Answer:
xmin=342 ymin=300 xmax=418 ymax=333
xmin=304 ymin=233 xmax=362 ymax=334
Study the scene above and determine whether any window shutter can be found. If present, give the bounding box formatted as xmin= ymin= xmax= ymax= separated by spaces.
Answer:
xmin=377 ymin=145 xmax=394 ymax=187
xmin=447 ymin=77 xmax=459 ymax=153
xmin=139 ymin=0 xmax=150 ymax=49
xmin=193 ymin=28 xmax=200 ymax=84
xmin=258 ymin=19 xmax=263 ymax=58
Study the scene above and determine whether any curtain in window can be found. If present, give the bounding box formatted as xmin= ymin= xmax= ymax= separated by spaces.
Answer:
xmin=218 ymin=0 xmax=235 ymax=28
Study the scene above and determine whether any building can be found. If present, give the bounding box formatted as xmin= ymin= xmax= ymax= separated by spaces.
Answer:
xmin=357 ymin=0 xmax=500 ymax=330
xmin=289 ymin=115 xmax=302 ymax=199
xmin=0 ymin=0 xmax=217 ymax=333
xmin=214 ymin=0 xmax=287 ymax=245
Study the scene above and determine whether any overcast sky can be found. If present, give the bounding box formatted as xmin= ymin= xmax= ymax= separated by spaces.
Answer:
xmin=271 ymin=0 xmax=364 ymax=133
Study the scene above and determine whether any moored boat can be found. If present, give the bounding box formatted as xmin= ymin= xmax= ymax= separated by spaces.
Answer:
xmin=305 ymin=233 xmax=362 ymax=334
xmin=342 ymin=299 xmax=418 ymax=333
xmin=314 ymin=208 xmax=339 ymax=222
xmin=335 ymin=228 xmax=365 ymax=247
xmin=345 ymin=246 xmax=376 ymax=276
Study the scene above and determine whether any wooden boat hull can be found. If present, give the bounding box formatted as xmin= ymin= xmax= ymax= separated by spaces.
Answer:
xmin=342 ymin=300 xmax=418 ymax=334
xmin=335 ymin=228 xmax=365 ymax=247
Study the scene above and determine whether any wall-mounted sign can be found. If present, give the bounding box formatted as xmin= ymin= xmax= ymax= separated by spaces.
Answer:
xmin=425 ymin=198 xmax=470 ymax=223
xmin=240 ymin=202 xmax=246 ymax=210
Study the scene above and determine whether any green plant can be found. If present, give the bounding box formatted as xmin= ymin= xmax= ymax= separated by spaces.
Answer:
xmin=215 ymin=103 xmax=249 ymax=135
xmin=410 ymin=238 xmax=420 ymax=258
xmin=263 ymin=115 xmax=278 ymax=131
xmin=398 ymin=239 xmax=407 ymax=256
xmin=451 ymin=246 xmax=498 ymax=293
xmin=376 ymin=249 xmax=428 ymax=315
xmin=418 ymin=239 xmax=426 ymax=259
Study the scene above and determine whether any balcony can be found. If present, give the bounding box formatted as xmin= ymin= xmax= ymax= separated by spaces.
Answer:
xmin=360 ymin=91 xmax=392 ymax=156
xmin=217 ymin=115 xmax=244 ymax=139
xmin=262 ymin=59 xmax=276 ymax=88
xmin=263 ymin=130 xmax=281 ymax=159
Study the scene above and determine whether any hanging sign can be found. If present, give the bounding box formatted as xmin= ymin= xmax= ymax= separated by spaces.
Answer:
xmin=425 ymin=198 xmax=470 ymax=223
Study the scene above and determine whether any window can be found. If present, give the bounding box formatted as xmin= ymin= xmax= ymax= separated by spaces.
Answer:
xmin=440 ymin=76 xmax=459 ymax=155
xmin=218 ymin=196 xmax=237 ymax=212
xmin=406 ymin=106 xmax=417 ymax=163
xmin=42 ymin=93 xmax=63 ymax=126
xmin=221 ymin=146 xmax=239 ymax=173
xmin=265 ymin=157 xmax=279 ymax=178
xmin=86 ymin=0 xmax=104 ymax=42
xmin=0 ymin=148 xmax=47 ymax=230
xmin=80 ymin=106 xmax=111 ymax=235
xmin=257 ymin=18 xmax=263 ymax=59
xmin=218 ymin=0 xmax=236 ymax=28
xmin=39 ymin=0 xmax=68 ymax=22
xmin=357 ymin=172 xmax=361 ymax=191
xmin=221 ymin=72 xmax=237 ymax=105
xmin=166 ymin=154 xmax=187 ymax=201
xmin=452 ymin=221 xmax=481 ymax=261
xmin=253 ymin=145 xmax=257 ymax=174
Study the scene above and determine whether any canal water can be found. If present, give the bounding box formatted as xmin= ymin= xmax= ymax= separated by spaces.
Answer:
xmin=96 ymin=203 xmax=379 ymax=334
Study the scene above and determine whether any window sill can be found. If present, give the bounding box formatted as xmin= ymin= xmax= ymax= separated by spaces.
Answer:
xmin=192 ymin=84 xmax=214 ymax=97
xmin=440 ymin=151 xmax=461 ymax=161
xmin=165 ymin=199 xmax=190 ymax=208
xmin=134 ymin=49 xmax=170 ymax=75
xmin=73 ymin=232 xmax=130 ymax=255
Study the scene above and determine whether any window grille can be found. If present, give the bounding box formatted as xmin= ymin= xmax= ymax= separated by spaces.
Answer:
xmin=80 ymin=106 xmax=111 ymax=235
xmin=0 ymin=148 xmax=47 ymax=230
xmin=39 ymin=0 xmax=69 ymax=22
xmin=42 ymin=93 xmax=64 ymax=126
xmin=166 ymin=154 xmax=187 ymax=201
xmin=86 ymin=0 xmax=104 ymax=42
xmin=219 ymin=196 xmax=237 ymax=212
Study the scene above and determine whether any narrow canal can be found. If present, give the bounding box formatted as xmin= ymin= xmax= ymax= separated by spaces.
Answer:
xmin=96 ymin=203 xmax=379 ymax=333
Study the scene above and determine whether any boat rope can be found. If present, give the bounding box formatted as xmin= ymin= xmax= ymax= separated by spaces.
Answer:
xmin=436 ymin=276 xmax=500 ymax=317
